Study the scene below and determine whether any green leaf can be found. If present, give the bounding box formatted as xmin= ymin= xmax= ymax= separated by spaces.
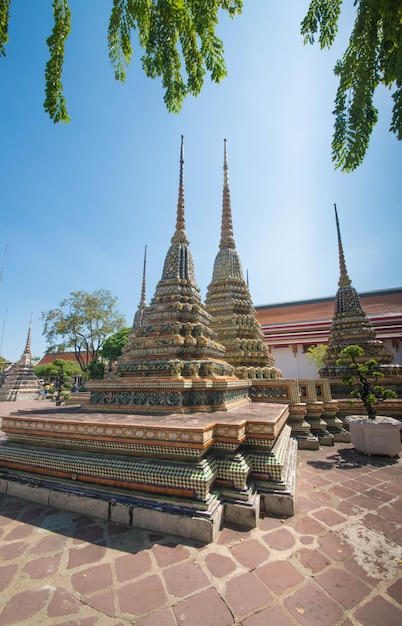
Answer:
xmin=302 ymin=0 xmax=402 ymax=171
xmin=108 ymin=0 xmax=243 ymax=114
xmin=0 ymin=0 xmax=11 ymax=57
xmin=301 ymin=0 xmax=342 ymax=48
xmin=43 ymin=0 xmax=71 ymax=123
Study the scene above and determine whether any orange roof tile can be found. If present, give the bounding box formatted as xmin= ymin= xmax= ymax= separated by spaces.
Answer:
xmin=255 ymin=289 xmax=402 ymax=326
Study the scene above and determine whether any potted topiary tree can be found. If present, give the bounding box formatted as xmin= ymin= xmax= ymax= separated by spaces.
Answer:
xmin=337 ymin=345 xmax=401 ymax=456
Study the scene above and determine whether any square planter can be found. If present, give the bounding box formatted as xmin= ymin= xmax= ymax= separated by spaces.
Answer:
xmin=345 ymin=415 xmax=402 ymax=457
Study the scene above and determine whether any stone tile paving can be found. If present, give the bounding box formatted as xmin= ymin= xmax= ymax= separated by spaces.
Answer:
xmin=0 ymin=402 xmax=401 ymax=625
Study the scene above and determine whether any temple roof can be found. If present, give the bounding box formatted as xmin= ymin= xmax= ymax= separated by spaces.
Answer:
xmin=255 ymin=289 xmax=402 ymax=326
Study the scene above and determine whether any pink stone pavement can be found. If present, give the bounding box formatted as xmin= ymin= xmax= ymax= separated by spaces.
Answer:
xmin=0 ymin=401 xmax=401 ymax=625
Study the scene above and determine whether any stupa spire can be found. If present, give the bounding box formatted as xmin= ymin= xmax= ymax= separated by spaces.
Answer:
xmin=334 ymin=204 xmax=351 ymax=288
xmin=171 ymin=135 xmax=188 ymax=246
xmin=220 ymin=138 xmax=235 ymax=250
xmin=133 ymin=246 xmax=147 ymax=329
xmin=140 ymin=245 xmax=147 ymax=306
xmin=21 ymin=314 xmax=33 ymax=365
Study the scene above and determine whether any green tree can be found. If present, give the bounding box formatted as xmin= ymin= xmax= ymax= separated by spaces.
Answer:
xmin=41 ymin=290 xmax=126 ymax=374
xmin=102 ymin=327 xmax=130 ymax=362
xmin=337 ymin=345 xmax=397 ymax=419
xmin=306 ymin=344 xmax=327 ymax=371
xmin=34 ymin=357 xmax=82 ymax=380
xmin=301 ymin=0 xmax=402 ymax=171
xmin=87 ymin=359 xmax=105 ymax=380
xmin=0 ymin=0 xmax=243 ymax=122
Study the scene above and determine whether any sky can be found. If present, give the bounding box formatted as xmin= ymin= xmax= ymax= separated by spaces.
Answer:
xmin=1 ymin=1 xmax=401 ymax=362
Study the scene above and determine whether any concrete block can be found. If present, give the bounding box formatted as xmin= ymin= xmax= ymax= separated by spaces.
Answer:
xmin=49 ymin=491 xmax=109 ymax=520
xmin=223 ymin=494 xmax=260 ymax=529
xmin=260 ymin=492 xmax=295 ymax=517
xmin=131 ymin=502 xmax=224 ymax=543
xmin=110 ymin=501 xmax=131 ymax=526
xmin=318 ymin=432 xmax=335 ymax=446
xmin=297 ymin=436 xmax=319 ymax=450
xmin=7 ymin=481 xmax=50 ymax=506
xmin=333 ymin=430 xmax=351 ymax=443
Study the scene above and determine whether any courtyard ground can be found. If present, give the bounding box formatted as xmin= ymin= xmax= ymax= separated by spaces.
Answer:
xmin=0 ymin=400 xmax=401 ymax=625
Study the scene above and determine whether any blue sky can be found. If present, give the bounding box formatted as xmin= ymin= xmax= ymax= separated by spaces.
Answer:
xmin=1 ymin=1 xmax=401 ymax=361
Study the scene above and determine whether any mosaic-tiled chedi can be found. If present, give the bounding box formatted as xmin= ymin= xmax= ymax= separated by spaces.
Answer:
xmin=204 ymin=141 xmax=314 ymax=444
xmin=87 ymin=137 xmax=249 ymax=413
xmin=320 ymin=205 xmax=396 ymax=378
xmin=205 ymin=140 xmax=281 ymax=380
xmin=0 ymin=319 xmax=43 ymax=402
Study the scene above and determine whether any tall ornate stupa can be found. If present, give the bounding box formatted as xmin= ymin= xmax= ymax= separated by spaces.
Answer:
xmin=88 ymin=136 xmax=249 ymax=413
xmin=205 ymin=140 xmax=281 ymax=379
xmin=320 ymin=205 xmax=394 ymax=377
xmin=0 ymin=317 xmax=43 ymax=401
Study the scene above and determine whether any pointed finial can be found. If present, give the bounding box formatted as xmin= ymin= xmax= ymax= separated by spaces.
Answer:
xmin=24 ymin=313 xmax=33 ymax=354
xmin=133 ymin=246 xmax=147 ymax=329
xmin=172 ymin=135 xmax=188 ymax=245
xmin=140 ymin=245 xmax=147 ymax=306
xmin=334 ymin=204 xmax=351 ymax=288
xmin=220 ymin=138 xmax=235 ymax=250
xmin=246 ymin=269 xmax=249 ymax=287
xmin=20 ymin=313 xmax=33 ymax=365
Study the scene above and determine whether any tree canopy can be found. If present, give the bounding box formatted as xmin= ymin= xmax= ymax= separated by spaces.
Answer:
xmin=41 ymin=289 xmax=126 ymax=373
xmin=102 ymin=327 xmax=130 ymax=362
xmin=34 ymin=357 xmax=82 ymax=381
xmin=0 ymin=0 xmax=243 ymax=123
xmin=306 ymin=344 xmax=327 ymax=371
xmin=1 ymin=1 xmax=400 ymax=170
xmin=302 ymin=0 xmax=402 ymax=171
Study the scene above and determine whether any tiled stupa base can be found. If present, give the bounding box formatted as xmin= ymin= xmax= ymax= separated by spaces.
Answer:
xmin=86 ymin=377 xmax=252 ymax=414
xmin=0 ymin=402 xmax=297 ymax=540
xmin=258 ymin=436 xmax=298 ymax=517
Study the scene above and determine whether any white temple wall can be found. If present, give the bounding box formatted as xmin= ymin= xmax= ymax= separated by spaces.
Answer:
xmin=270 ymin=346 xmax=319 ymax=379
xmin=271 ymin=339 xmax=402 ymax=379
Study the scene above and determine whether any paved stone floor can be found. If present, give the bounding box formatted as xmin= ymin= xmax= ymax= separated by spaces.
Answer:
xmin=0 ymin=401 xmax=401 ymax=625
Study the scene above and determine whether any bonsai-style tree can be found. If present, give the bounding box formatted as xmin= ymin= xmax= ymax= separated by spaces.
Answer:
xmin=337 ymin=345 xmax=397 ymax=420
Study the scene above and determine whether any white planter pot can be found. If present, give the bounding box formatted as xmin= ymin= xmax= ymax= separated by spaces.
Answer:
xmin=345 ymin=415 xmax=402 ymax=457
